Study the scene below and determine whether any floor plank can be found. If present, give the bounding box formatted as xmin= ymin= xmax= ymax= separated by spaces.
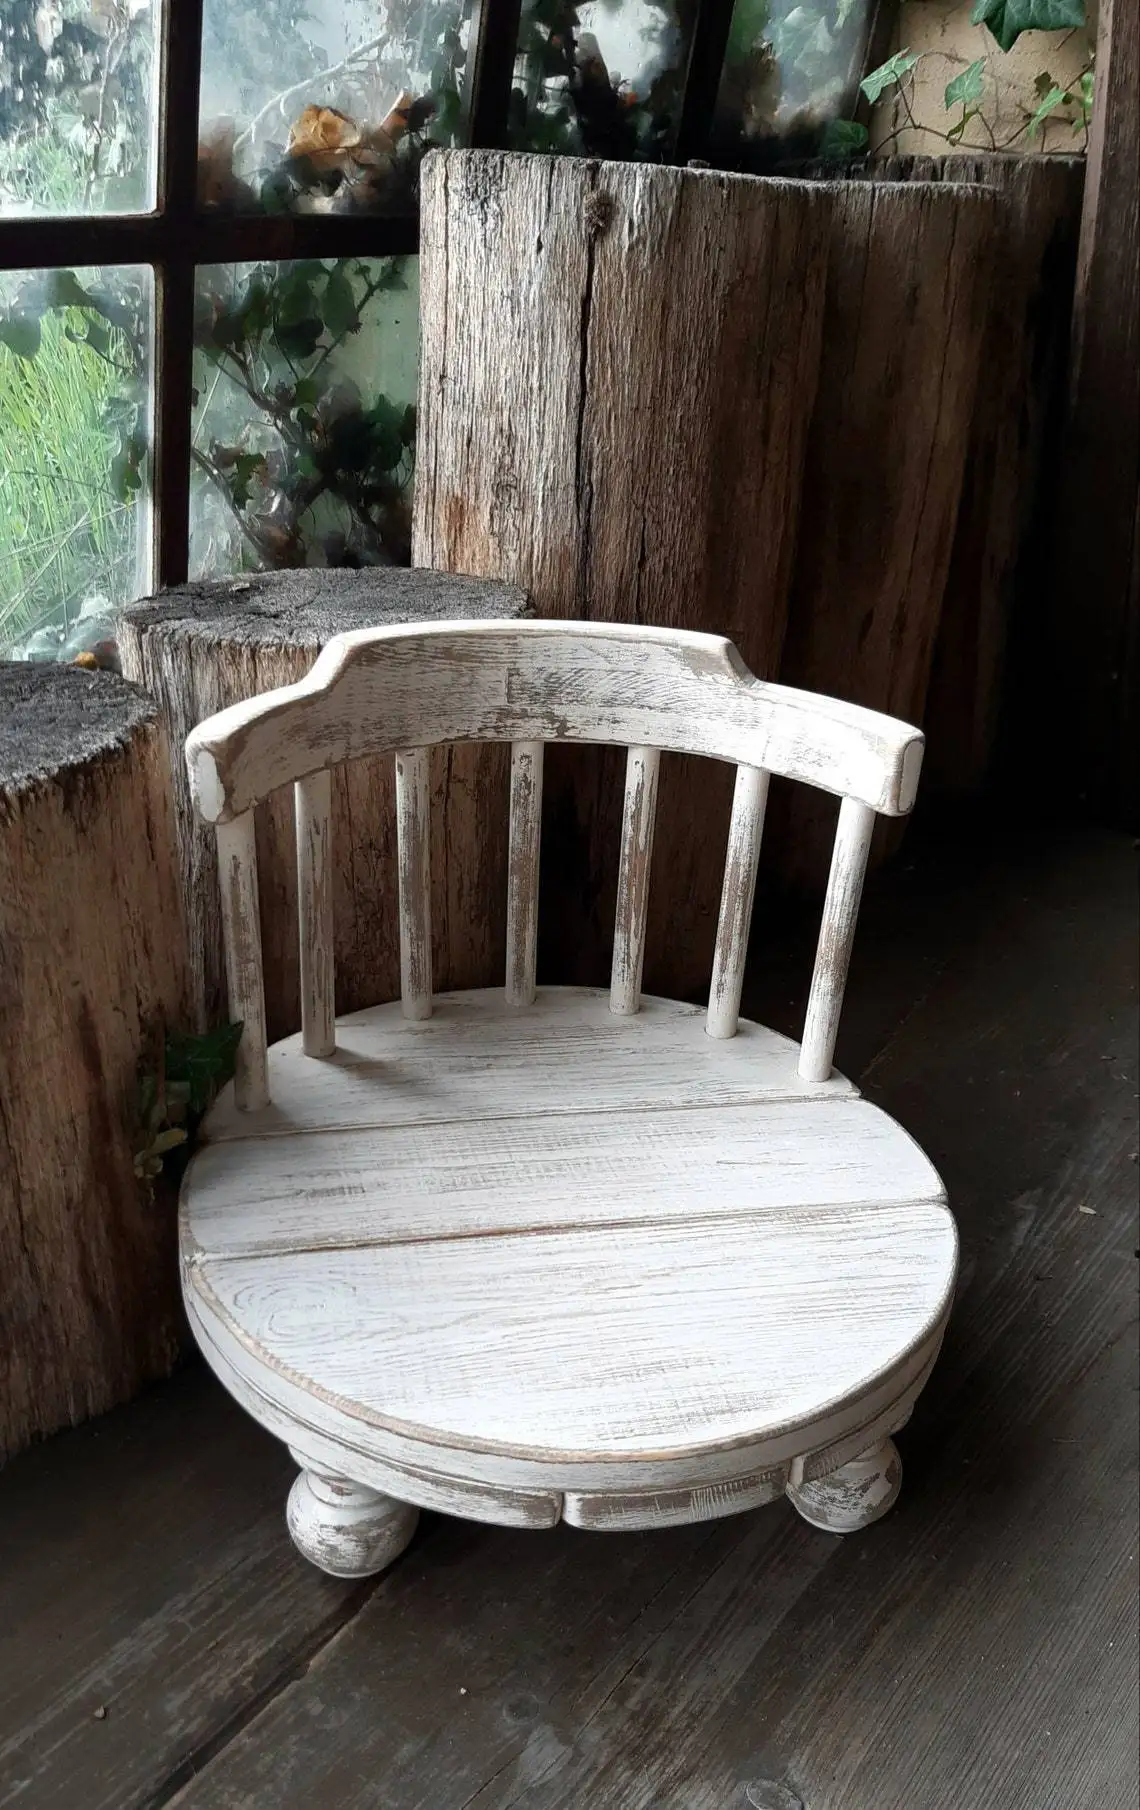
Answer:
xmin=0 ymin=1373 xmax=371 ymax=1810
xmin=1 ymin=826 xmax=1135 ymax=1810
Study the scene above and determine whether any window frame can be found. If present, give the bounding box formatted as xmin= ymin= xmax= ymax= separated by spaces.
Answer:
xmin=0 ymin=0 xmax=874 ymax=595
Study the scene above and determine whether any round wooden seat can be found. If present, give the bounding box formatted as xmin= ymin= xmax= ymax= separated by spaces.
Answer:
xmin=182 ymin=989 xmax=955 ymax=1557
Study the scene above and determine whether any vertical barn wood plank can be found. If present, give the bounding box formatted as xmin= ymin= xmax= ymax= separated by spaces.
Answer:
xmin=415 ymin=150 xmax=830 ymax=995
xmin=775 ymin=178 xmax=997 ymax=889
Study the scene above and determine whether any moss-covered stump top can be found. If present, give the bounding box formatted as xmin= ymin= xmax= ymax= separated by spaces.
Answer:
xmin=0 ymin=663 xmax=157 ymax=796
xmin=120 ymin=569 xmax=532 ymax=651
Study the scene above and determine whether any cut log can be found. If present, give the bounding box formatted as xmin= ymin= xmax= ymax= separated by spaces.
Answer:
xmin=870 ymin=154 xmax=1084 ymax=797
xmin=0 ymin=664 xmax=188 ymax=1462
xmin=775 ymin=177 xmax=999 ymax=888
xmin=415 ymin=149 xmax=831 ymax=996
xmin=118 ymin=568 xmax=531 ymax=1041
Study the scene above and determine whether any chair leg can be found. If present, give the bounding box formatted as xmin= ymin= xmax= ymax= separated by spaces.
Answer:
xmin=286 ymin=1464 xmax=419 ymax=1578
xmin=785 ymin=1437 xmax=902 ymax=1534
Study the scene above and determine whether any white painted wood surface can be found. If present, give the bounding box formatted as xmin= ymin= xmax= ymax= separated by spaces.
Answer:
xmin=200 ymin=990 xmax=855 ymax=1145
xmin=505 ymin=740 xmax=543 ymax=1007
xmin=185 ymin=621 xmax=925 ymax=825
xmin=215 ymin=811 xmax=269 ymax=1112
xmin=294 ymin=771 xmax=334 ymax=1058
xmin=182 ymin=619 xmax=955 ymax=1577
xmin=395 ymin=747 xmax=432 ymax=1022
xmin=610 ymin=746 xmax=660 ymax=1016
xmin=800 ymin=796 xmax=876 ymax=1083
xmin=708 ymin=764 xmax=769 ymax=1040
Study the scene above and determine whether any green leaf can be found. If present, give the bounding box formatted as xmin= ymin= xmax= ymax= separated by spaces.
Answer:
xmin=276 ymin=317 xmax=324 ymax=360
xmin=85 ymin=319 xmax=111 ymax=360
xmin=0 ymin=316 xmax=41 ymax=360
xmin=149 ymin=1126 xmax=189 ymax=1157
xmin=819 ymin=118 xmax=869 ymax=157
xmin=944 ymin=57 xmax=986 ymax=109
xmin=835 ymin=0 xmax=860 ymax=27
xmin=44 ymin=269 xmax=95 ymax=311
xmin=323 ymin=265 xmax=360 ymax=338
xmin=1027 ymin=81 xmax=1069 ymax=134
xmin=860 ymin=49 xmax=921 ymax=103
xmin=165 ymin=1022 xmax=244 ymax=1115
xmin=970 ymin=0 xmax=1084 ymax=55
xmin=229 ymin=452 xmax=264 ymax=510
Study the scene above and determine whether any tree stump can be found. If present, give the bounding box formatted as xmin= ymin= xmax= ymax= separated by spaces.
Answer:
xmin=774 ymin=177 xmax=1000 ymax=889
xmin=0 ymin=664 xmax=188 ymax=1463
xmin=118 ymin=568 xmax=531 ymax=1041
xmin=415 ymin=149 xmax=831 ymax=996
xmin=871 ymin=154 xmax=1084 ymax=797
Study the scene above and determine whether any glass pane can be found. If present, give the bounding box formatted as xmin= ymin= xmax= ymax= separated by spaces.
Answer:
xmin=0 ymin=266 xmax=152 ymax=661
xmin=0 ymin=2 xmax=157 ymax=215
xmin=191 ymin=257 xmax=417 ymax=577
xmin=198 ymin=0 xmax=471 ymax=216
xmin=711 ymin=0 xmax=874 ymax=168
xmin=508 ymin=0 xmax=695 ymax=159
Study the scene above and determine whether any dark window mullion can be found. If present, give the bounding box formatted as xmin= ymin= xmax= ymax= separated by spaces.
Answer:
xmin=465 ymin=0 xmax=523 ymax=149
xmin=675 ymin=0 xmax=736 ymax=166
xmin=152 ymin=0 xmax=206 ymax=590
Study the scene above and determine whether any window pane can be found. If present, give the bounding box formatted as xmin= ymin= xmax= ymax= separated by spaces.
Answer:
xmin=0 ymin=3 xmax=157 ymax=215
xmin=191 ymin=257 xmax=417 ymax=577
xmin=509 ymin=0 xmax=695 ymax=159
xmin=0 ymin=266 xmax=152 ymax=661
xmin=711 ymin=0 xmax=873 ymax=167
xmin=198 ymin=1 xmax=470 ymax=216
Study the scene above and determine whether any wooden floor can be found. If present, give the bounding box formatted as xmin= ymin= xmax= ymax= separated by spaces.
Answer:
xmin=1 ymin=822 xmax=1136 ymax=1810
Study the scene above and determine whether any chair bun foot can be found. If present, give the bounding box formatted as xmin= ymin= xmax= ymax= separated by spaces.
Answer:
xmin=785 ymin=1437 xmax=902 ymax=1534
xmin=287 ymin=1466 xmax=419 ymax=1577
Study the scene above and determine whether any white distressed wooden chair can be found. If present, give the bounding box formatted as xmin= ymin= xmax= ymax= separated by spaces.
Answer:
xmin=181 ymin=620 xmax=956 ymax=1578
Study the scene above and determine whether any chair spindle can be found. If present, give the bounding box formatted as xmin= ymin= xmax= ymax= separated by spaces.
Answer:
xmin=799 ymin=796 xmax=875 ymax=1083
xmin=295 ymin=770 xmax=335 ymax=1058
xmin=215 ymin=809 xmax=269 ymax=1111
xmin=707 ymin=764 xmax=769 ymax=1040
xmin=506 ymin=740 xmax=544 ymax=1006
xmin=395 ymin=747 xmax=433 ymax=1021
xmin=610 ymin=745 xmax=661 ymax=1016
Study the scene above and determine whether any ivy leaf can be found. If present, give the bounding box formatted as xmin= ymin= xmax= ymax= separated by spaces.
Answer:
xmin=229 ymin=452 xmax=265 ymax=510
xmin=945 ymin=58 xmax=986 ymax=109
xmin=860 ymin=50 xmax=921 ymax=104
xmin=323 ymin=265 xmax=360 ymax=338
xmin=276 ymin=316 xmax=324 ymax=360
xmin=85 ymin=319 xmax=111 ymax=360
xmin=45 ymin=269 xmax=95 ymax=311
xmin=819 ymin=118 xmax=869 ymax=157
xmin=1028 ymin=82 xmax=1070 ymax=134
xmin=0 ymin=316 xmax=41 ymax=360
xmin=165 ymin=1022 xmax=244 ymax=1115
xmin=970 ymin=0 xmax=1085 ymax=54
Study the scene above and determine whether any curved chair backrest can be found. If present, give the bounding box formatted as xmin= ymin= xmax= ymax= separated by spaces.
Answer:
xmin=185 ymin=619 xmax=924 ymax=1110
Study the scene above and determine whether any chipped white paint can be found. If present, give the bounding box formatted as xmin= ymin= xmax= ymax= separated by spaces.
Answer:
xmin=708 ymin=764 xmax=769 ymax=1040
xmin=214 ymin=811 xmax=268 ymax=1112
xmin=286 ymin=1463 xmax=419 ymax=1577
xmin=395 ymin=747 xmax=432 ymax=1022
xmin=181 ymin=619 xmax=952 ymax=1578
xmin=799 ymin=796 xmax=876 ymax=1084
xmin=506 ymin=740 xmax=543 ymax=1007
xmin=183 ymin=621 xmax=925 ymax=825
xmin=295 ymin=771 xmax=334 ymax=1058
xmin=785 ymin=1437 xmax=902 ymax=1533
xmin=610 ymin=746 xmax=660 ymax=1016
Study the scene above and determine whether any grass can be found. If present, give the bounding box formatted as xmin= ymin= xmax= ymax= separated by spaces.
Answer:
xmin=0 ymin=305 xmax=147 ymax=658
